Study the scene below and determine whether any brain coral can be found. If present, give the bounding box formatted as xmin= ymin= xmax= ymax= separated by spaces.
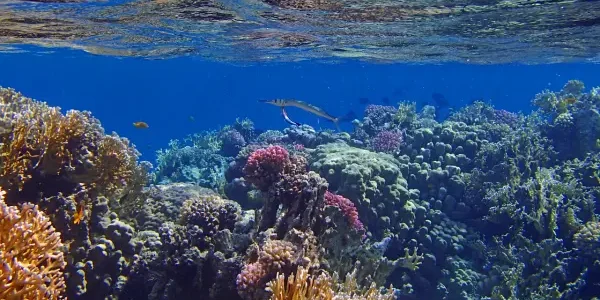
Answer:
xmin=0 ymin=190 xmax=66 ymax=300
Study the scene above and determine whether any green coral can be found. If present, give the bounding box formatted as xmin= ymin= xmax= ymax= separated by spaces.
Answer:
xmin=309 ymin=142 xmax=413 ymax=239
xmin=394 ymin=101 xmax=417 ymax=128
xmin=573 ymin=221 xmax=600 ymax=258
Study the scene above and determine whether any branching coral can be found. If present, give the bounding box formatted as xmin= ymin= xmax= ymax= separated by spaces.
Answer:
xmin=267 ymin=266 xmax=396 ymax=300
xmin=0 ymin=189 xmax=66 ymax=300
xmin=0 ymin=87 xmax=148 ymax=202
xmin=397 ymin=247 xmax=423 ymax=272
xmin=369 ymin=130 xmax=404 ymax=154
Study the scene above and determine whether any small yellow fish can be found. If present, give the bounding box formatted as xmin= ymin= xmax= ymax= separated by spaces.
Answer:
xmin=133 ymin=121 xmax=149 ymax=129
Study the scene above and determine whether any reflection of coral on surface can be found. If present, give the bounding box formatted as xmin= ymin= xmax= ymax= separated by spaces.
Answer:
xmin=0 ymin=189 xmax=66 ymax=300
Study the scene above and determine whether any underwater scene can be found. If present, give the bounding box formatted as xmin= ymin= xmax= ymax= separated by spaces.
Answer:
xmin=1 ymin=0 xmax=600 ymax=299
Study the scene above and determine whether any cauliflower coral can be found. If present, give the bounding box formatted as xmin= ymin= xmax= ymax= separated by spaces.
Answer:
xmin=0 ymin=189 xmax=66 ymax=299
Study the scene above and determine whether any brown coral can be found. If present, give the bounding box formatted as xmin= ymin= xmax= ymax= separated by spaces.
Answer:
xmin=267 ymin=265 xmax=396 ymax=300
xmin=237 ymin=237 xmax=319 ymax=300
xmin=0 ymin=189 xmax=67 ymax=299
xmin=0 ymin=87 xmax=148 ymax=202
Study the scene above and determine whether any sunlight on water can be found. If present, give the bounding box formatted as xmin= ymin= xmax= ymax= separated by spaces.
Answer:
xmin=1 ymin=0 xmax=600 ymax=63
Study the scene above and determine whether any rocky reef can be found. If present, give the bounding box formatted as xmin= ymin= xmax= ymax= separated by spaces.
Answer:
xmin=2 ymin=80 xmax=600 ymax=300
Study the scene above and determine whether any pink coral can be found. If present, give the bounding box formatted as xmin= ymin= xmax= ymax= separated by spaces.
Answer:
xmin=243 ymin=145 xmax=293 ymax=191
xmin=236 ymin=240 xmax=299 ymax=300
xmin=324 ymin=191 xmax=364 ymax=232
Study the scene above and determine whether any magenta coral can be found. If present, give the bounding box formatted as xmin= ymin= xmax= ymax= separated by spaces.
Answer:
xmin=324 ymin=191 xmax=364 ymax=232
xmin=243 ymin=145 xmax=290 ymax=191
xmin=371 ymin=130 xmax=404 ymax=153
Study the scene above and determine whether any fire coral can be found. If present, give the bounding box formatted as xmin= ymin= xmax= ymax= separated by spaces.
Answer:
xmin=0 ymin=189 xmax=66 ymax=300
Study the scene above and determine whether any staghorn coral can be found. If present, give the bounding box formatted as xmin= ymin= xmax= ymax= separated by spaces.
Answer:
xmin=0 ymin=189 xmax=66 ymax=300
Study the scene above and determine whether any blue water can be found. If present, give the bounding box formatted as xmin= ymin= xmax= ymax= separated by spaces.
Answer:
xmin=1 ymin=47 xmax=599 ymax=163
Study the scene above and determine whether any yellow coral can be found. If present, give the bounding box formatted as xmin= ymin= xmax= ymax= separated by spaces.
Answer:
xmin=398 ymin=247 xmax=423 ymax=272
xmin=0 ymin=189 xmax=66 ymax=299
xmin=268 ymin=266 xmax=396 ymax=300
xmin=0 ymin=87 xmax=147 ymax=200
xmin=268 ymin=266 xmax=334 ymax=300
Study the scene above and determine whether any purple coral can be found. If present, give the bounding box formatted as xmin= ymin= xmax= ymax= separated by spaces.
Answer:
xmin=493 ymin=109 xmax=521 ymax=127
xmin=365 ymin=104 xmax=397 ymax=122
xmin=370 ymin=130 xmax=404 ymax=154
xmin=220 ymin=129 xmax=246 ymax=156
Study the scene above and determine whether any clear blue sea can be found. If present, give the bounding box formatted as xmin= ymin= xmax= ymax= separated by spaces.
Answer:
xmin=2 ymin=50 xmax=599 ymax=162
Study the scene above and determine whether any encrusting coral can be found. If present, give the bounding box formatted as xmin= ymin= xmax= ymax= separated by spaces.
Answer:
xmin=0 ymin=189 xmax=67 ymax=300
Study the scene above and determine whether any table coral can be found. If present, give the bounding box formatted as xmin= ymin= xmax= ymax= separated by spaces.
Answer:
xmin=0 ymin=189 xmax=66 ymax=300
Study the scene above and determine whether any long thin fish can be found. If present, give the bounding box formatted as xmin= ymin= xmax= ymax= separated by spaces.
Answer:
xmin=260 ymin=99 xmax=343 ymax=130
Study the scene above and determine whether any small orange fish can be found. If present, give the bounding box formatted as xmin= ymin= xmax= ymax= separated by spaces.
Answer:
xmin=73 ymin=202 xmax=85 ymax=225
xmin=133 ymin=121 xmax=149 ymax=129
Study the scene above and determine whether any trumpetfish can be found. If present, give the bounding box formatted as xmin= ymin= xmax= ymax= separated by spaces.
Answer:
xmin=259 ymin=99 xmax=355 ymax=131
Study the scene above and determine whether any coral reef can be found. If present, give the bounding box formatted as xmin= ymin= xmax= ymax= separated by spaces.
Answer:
xmin=4 ymin=79 xmax=600 ymax=300
xmin=0 ymin=87 xmax=147 ymax=203
xmin=267 ymin=265 xmax=396 ymax=300
xmin=122 ymin=183 xmax=249 ymax=300
xmin=0 ymin=87 xmax=150 ymax=300
xmin=0 ymin=189 xmax=66 ymax=300
xmin=154 ymin=137 xmax=231 ymax=190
